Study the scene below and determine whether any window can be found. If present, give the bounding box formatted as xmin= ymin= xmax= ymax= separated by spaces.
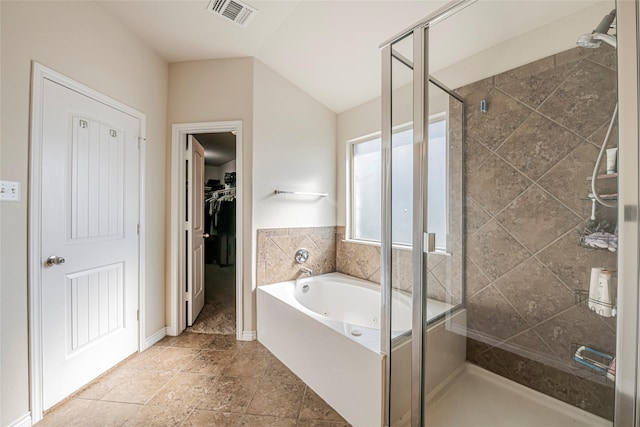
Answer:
xmin=349 ymin=117 xmax=448 ymax=250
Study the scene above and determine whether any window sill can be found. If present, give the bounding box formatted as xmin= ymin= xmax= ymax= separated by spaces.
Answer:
xmin=341 ymin=238 xmax=451 ymax=256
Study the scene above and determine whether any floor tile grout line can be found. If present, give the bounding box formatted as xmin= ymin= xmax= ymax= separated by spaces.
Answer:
xmin=296 ymin=385 xmax=309 ymax=421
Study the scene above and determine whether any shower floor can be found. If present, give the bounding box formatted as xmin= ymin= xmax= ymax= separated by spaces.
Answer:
xmin=424 ymin=364 xmax=611 ymax=427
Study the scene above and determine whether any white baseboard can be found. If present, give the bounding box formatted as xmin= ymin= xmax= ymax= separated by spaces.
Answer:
xmin=9 ymin=412 xmax=32 ymax=427
xmin=143 ymin=327 xmax=167 ymax=349
xmin=241 ymin=330 xmax=257 ymax=341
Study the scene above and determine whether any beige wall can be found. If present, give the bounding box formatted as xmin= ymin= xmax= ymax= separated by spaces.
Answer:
xmin=220 ymin=159 xmax=237 ymax=183
xmin=253 ymin=59 xmax=337 ymax=230
xmin=168 ymin=57 xmax=254 ymax=333
xmin=0 ymin=1 xmax=168 ymax=425
xmin=205 ymin=165 xmax=221 ymax=182
xmin=168 ymin=58 xmax=336 ymax=332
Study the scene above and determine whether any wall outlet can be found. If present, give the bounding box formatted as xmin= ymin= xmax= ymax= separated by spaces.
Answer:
xmin=0 ymin=181 xmax=20 ymax=201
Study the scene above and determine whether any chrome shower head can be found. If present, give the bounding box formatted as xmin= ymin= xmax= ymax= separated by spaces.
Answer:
xmin=577 ymin=32 xmax=617 ymax=49
xmin=577 ymin=9 xmax=617 ymax=49
xmin=577 ymin=33 xmax=602 ymax=49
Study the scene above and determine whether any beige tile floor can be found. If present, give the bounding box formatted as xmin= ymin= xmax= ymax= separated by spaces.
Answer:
xmin=37 ymin=332 xmax=351 ymax=427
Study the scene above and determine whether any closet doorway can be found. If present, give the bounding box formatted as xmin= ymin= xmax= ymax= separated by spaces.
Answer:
xmin=168 ymin=121 xmax=243 ymax=340
xmin=189 ymin=132 xmax=237 ymax=334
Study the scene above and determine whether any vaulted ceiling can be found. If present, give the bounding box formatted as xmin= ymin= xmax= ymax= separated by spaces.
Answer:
xmin=98 ymin=0 xmax=607 ymax=113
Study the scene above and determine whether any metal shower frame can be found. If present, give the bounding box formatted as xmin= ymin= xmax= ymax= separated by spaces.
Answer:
xmin=380 ymin=2 xmax=475 ymax=426
xmin=379 ymin=1 xmax=640 ymax=426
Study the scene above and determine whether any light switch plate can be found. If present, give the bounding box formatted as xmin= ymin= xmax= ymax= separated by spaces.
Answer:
xmin=0 ymin=181 xmax=20 ymax=201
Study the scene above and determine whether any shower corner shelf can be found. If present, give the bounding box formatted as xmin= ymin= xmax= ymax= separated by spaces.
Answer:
xmin=587 ymin=173 xmax=618 ymax=181
xmin=574 ymin=289 xmax=616 ymax=317
xmin=575 ymin=289 xmax=589 ymax=307
xmin=570 ymin=343 xmax=615 ymax=382
xmin=574 ymin=289 xmax=615 ymax=310
xmin=581 ymin=193 xmax=618 ymax=201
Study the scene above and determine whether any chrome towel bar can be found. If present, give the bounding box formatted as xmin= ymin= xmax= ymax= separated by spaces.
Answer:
xmin=274 ymin=190 xmax=328 ymax=197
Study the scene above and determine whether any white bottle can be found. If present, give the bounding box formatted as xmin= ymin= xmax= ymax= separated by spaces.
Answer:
xmin=596 ymin=270 xmax=614 ymax=317
xmin=588 ymin=268 xmax=602 ymax=313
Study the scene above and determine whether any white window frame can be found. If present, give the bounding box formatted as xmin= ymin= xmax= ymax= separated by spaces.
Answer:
xmin=346 ymin=114 xmax=449 ymax=252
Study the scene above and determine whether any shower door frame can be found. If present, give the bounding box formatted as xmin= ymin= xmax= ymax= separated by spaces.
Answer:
xmin=381 ymin=0 xmax=640 ymax=426
xmin=380 ymin=1 xmax=476 ymax=426
xmin=381 ymin=31 xmax=430 ymax=427
xmin=614 ymin=1 xmax=640 ymax=426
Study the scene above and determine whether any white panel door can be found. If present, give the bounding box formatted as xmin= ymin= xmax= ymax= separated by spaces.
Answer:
xmin=40 ymin=79 xmax=139 ymax=410
xmin=188 ymin=136 xmax=205 ymax=325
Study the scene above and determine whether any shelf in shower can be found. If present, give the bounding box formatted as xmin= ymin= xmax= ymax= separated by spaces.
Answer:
xmin=571 ymin=343 xmax=615 ymax=382
xmin=581 ymin=193 xmax=618 ymax=201
xmin=587 ymin=173 xmax=618 ymax=181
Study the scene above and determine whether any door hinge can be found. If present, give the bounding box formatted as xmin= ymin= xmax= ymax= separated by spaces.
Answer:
xmin=137 ymin=224 xmax=140 ymax=235
xmin=137 ymin=136 xmax=145 ymax=149
xmin=136 ymin=310 xmax=140 ymax=321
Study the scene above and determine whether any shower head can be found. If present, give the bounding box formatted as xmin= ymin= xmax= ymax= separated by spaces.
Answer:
xmin=577 ymin=9 xmax=617 ymax=49
xmin=577 ymin=33 xmax=602 ymax=49
xmin=577 ymin=32 xmax=617 ymax=49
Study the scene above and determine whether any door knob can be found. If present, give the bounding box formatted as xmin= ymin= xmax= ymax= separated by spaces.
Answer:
xmin=203 ymin=233 xmax=210 ymax=238
xmin=45 ymin=255 xmax=66 ymax=266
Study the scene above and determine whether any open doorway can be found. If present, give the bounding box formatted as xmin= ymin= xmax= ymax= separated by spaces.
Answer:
xmin=168 ymin=121 xmax=243 ymax=340
xmin=188 ymin=132 xmax=237 ymax=334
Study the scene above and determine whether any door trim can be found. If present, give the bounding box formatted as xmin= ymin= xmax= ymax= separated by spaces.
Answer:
xmin=169 ymin=121 xmax=244 ymax=340
xmin=28 ymin=62 xmax=147 ymax=424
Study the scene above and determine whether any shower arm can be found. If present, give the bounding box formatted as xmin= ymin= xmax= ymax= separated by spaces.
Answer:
xmin=591 ymin=103 xmax=618 ymax=210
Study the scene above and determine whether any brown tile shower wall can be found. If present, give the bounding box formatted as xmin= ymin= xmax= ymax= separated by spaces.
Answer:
xmin=256 ymin=227 xmax=336 ymax=286
xmin=460 ymin=46 xmax=618 ymax=419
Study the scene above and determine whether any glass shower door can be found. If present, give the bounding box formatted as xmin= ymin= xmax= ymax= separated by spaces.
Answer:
xmin=384 ymin=32 xmax=415 ymax=427
xmin=382 ymin=6 xmax=468 ymax=427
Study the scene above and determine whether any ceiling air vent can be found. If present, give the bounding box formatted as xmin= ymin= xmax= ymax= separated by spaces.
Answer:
xmin=206 ymin=0 xmax=258 ymax=28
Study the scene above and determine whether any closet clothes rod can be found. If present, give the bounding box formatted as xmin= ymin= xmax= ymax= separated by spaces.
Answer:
xmin=205 ymin=187 xmax=236 ymax=202
xmin=274 ymin=190 xmax=328 ymax=197
xmin=209 ymin=188 xmax=236 ymax=196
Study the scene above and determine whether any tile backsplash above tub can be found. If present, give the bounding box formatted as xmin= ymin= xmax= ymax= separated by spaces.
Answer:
xmin=256 ymin=226 xmax=336 ymax=286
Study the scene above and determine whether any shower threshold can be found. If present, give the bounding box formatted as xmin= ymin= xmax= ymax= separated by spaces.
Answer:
xmin=421 ymin=363 xmax=611 ymax=427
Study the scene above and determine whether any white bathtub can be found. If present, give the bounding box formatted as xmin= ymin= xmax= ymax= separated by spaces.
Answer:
xmin=257 ymin=272 xmax=466 ymax=427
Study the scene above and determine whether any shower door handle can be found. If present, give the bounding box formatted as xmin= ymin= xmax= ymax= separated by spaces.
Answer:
xmin=423 ymin=233 xmax=436 ymax=253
